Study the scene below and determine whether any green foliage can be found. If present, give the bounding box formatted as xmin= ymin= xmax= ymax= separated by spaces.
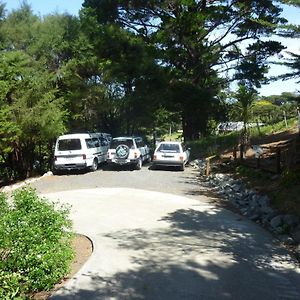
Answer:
xmin=235 ymin=165 xmax=270 ymax=180
xmin=252 ymin=100 xmax=282 ymax=124
xmin=250 ymin=117 xmax=298 ymax=139
xmin=280 ymin=170 xmax=300 ymax=188
xmin=0 ymin=188 xmax=74 ymax=298
xmin=0 ymin=0 xmax=298 ymax=179
xmin=232 ymin=84 xmax=257 ymax=143
xmin=82 ymin=0 xmax=286 ymax=139
xmin=187 ymin=131 xmax=240 ymax=159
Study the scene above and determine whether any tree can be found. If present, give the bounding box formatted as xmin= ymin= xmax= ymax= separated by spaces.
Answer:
xmin=0 ymin=50 xmax=66 ymax=179
xmin=274 ymin=1 xmax=300 ymax=90
xmin=0 ymin=4 xmax=68 ymax=180
xmin=252 ymin=100 xmax=282 ymax=124
xmin=233 ymin=84 xmax=257 ymax=144
xmin=79 ymin=6 xmax=167 ymax=135
xmin=82 ymin=0 xmax=287 ymax=139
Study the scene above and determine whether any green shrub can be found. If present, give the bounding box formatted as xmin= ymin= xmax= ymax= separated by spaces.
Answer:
xmin=280 ymin=170 xmax=300 ymax=188
xmin=235 ymin=165 xmax=269 ymax=180
xmin=0 ymin=188 xmax=74 ymax=299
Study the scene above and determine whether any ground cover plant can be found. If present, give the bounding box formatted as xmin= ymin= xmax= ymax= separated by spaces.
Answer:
xmin=0 ymin=188 xmax=74 ymax=299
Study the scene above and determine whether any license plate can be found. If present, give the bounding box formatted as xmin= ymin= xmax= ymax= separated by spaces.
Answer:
xmin=115 ymin=159 xmax=127 ymax=164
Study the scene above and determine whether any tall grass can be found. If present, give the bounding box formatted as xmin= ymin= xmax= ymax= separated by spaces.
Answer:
xmin=250 ymin=118 xmax=298 ymax=139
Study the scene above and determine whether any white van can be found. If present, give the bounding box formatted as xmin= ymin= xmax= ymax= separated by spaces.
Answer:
xmin=53 ymin=133 xmax=109 ymax=173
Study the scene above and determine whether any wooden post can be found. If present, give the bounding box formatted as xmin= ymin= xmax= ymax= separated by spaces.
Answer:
xmin=206 ymin=158 xmax=210 ymax=176
xmin=205 ymin=155 xmax=216 ymax=176
xmin=233 ymin=146 xmax=237 ymax=161
xmin=276 ymin=148 xmax=281 ymax=174
xmin=256 ymin=157 xmax=260 ymax=169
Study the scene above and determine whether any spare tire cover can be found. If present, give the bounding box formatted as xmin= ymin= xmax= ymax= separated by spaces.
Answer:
xmin=115 ymin=144 xmax=130 ymax=159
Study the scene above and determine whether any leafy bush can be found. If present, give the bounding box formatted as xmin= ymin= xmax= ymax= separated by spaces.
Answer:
xmin=235 ymin=165 xmax=270 ymax=180
xmin=280 ymin=170 xmax=300 ymax=188
xmin=0 ymin=188 xmax=74 ymax=299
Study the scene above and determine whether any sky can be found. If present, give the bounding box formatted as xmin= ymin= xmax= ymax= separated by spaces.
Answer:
xmin=3 ymin=0 xmax=300 ymax=97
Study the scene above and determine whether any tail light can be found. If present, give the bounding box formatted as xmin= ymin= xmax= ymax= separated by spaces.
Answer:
xmin=54 ymin=156 xmax=57 ymax=161
xmin=83 ymin=154 xmax=86 ymax=160
xmin=107 ymin=152 xmax=110 ymax=159
xmin=179 ymin=156 xmax=184 ymax=161
xmin=134 ymin=152 xmax=138 ymax=158
xmin=153 ymin=155 xmax=157 ymax=160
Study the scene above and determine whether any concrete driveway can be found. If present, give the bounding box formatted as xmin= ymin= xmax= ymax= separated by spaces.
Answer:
xmin=45 ymin=187 xmax=300 ymax=300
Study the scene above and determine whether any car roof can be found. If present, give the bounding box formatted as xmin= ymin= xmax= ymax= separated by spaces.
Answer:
xmin=158 ymin=141 xmax=181 ymax=145
xmin=112 ymin=136 xmax=141 ymax=140
xmin=57 ymin=133 xmax=100 ymax=139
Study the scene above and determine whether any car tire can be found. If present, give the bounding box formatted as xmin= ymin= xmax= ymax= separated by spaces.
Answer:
xmin=179 ymin=163 xmax=185 ymax=171
xmin=116 ymin=144 xmax=130 ymax=159
xmin=52 ymin=168 xmax=60 ymax=175
xmin=136 ymin=158 xmax=142 ymax=170
xmin=91 ymin=158 xmax=98 ymax=171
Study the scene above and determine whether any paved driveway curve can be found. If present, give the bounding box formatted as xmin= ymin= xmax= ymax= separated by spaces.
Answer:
xmin=45 ymin=187 xmax=300 ymax=300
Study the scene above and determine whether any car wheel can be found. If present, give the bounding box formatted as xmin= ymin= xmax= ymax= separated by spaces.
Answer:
xmin=179 ymin=163 xmax=185 ymax=171
xmin=136 ymin=158 xmax=142 ymax=170
xmin=91 ymin=158 xmax=98 ymax=171
xmin=52 ymin=168 xmax=60 ymax=175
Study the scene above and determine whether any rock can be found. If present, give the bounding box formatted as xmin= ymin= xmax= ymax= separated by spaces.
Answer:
xmin=43 ymin=171 xmax=53 ymax=177
xmin=250 ymin=214 xmax=261 ymax=222
xmin=283 ymin=215 xmax=299 ymax=228
xmin=270 ymin=215 xmax=283 ymax=229
xmin=278 ymin=235 xmax=295 ymax=245
xmin=291 ymin=228 xmax=300 ymax=244
xmin=257 ymin=195 xmax=270 ymax=207
xmin=232 ymin=184 xmax=242 ymax=192
xmin=294 ymin=245 xmax=300 ymax=261
xmin=198 ymin=165 xmax=299 ymax=246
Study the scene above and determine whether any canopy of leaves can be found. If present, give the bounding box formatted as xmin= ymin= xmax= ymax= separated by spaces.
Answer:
xmin=0 ymin=0 xmax=298 ymax=180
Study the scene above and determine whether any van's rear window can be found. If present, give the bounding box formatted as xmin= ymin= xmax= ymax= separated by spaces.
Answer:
xmin=58 ymin=139 xmax=81 ymax=151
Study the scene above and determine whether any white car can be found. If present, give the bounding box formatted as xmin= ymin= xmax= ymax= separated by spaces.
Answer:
xmin=152 ymin=141 xmax=190 ymax=171
xmin=107 ymin=136 xmax=151 ymax=170
xmin=53 ymin=133 xmax=109 ymax=173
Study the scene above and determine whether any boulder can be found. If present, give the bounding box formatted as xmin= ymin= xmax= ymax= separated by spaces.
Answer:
xmin=270 ymin=215 xmax=283 ymax=229
xmin=283 ymin=215 xmax=299 ymax=228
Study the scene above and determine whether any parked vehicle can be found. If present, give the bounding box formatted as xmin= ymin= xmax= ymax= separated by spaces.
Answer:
xmin=107 ymin=136 xmax=151 ymax=170
xmin=216 ymin=122 xmax=264 ymax=134
xmin=152 ymin=141 xmax=190 ymax=171
xmin=53 ymin=133 xmax=109 ymax=173
xmin=99 ymin=133 xmax=112 ymax=144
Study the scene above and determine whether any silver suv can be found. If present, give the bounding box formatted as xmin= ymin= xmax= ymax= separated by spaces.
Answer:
xmin=107 ymin=136 xmax=151 ymax=170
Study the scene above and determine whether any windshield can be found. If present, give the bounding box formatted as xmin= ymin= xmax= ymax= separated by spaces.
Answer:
xmin=58 ymin=139 xmax=81 ymax=151
xmin=157 ymin=143 xmax=180 ymax=153
xmin=110 ymin=139 xmax=134 ymax=149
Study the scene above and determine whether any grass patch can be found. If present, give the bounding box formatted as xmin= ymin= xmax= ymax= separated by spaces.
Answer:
xmin=187 ymin=132 xmax=240 ymax=159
